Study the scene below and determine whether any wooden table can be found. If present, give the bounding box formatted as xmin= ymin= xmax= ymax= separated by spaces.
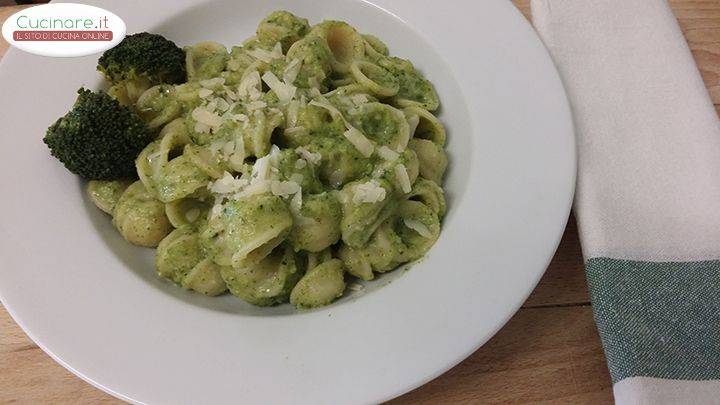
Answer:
xmin=1 ymin=1 xmax=718 ymax=403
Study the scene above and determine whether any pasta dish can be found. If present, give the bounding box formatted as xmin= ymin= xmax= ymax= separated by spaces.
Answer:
xmin=44 ymin=11 xmax=448 ymax=309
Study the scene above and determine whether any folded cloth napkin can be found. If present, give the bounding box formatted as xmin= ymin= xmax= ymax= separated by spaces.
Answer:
xmin=531 ymin=0 xmax=720 ymax=403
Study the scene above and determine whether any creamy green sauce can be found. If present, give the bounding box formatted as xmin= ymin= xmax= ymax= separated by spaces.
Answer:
xmin=90 ymin=10 xmax=447 ymax=309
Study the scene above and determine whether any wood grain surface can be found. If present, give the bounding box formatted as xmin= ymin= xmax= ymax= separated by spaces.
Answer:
xmin=1 ymin=1 xmax=719 ymax=403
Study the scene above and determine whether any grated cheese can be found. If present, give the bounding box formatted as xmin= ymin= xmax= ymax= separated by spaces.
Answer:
xmin=224 ymin=87 xmax=238 ymax=100
xmin=295 ymin=146 xmax=322 ymax=165
xmin=199 ymin=77 xmax=225 ymax=89
xmin=395 ymin=163 xmax=412 ymax=193
xmin=246 ymin=42 xmax=283 ymax=63
xmin=238 ymin=71 xmax=262 ymax=100
xmin=403 ymin=218 xmax=432 ymax=238
xmin=283 ymin=58 xmax=302 ymax=84
xmin=290 ymin=190 xmax=303 ymax=212
xmin=348 ymin=282 xmax=365 ymax=292
xmin=205 ymin=99 xmax=218 ymax=112
xmin=192 ymin=107 xmax=224 ymax=128
xmin=352 ymin=180 xmax=386 ymax=204
xmin=377 ymin=145 xmax=399 ymax=161
xmin=210 ymin=172 xmax=248 ymax=194
xmin=215 ymin=98 xmax=230 ymax=112
xmin=209 ymin=196 xmax=225 ymax=220
xmin=228 ymin=138 xmax=246 ymax=170
xmin=233 ymin=181 xmax=269 ymax=199
xmin=246 ymin=100 xmax=267 ymax=111
xmin=271 ymin=180 xmax=301 ymax=198
xmin=262 ymin=71 xmax=297 ymax=102
xmin=194 ymin=122 xmax=211 ymax=134
xmin=286 ymin=100 xmax=299 ymax=127
xmin=198 ymin=88 xmax=213 ymax=98
xmin=209 ymin=140 xmax=224 ymax=156
xmin=343 ymin=127 xmax=374 ymax=158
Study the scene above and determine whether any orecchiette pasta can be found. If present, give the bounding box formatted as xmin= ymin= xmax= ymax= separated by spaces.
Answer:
xmin=185 ymin=41 xmax=228 ymax=81
xmin=200 ymin=194 xmax=293 ymax=268
xmin=156 ymin=228 xmax=227 ymax=295
xmin=87 ymin=179 xmax=132 ymax=214
xmin=409 ymin=138 xmax=448 ymax=184
xmin=113 ymin=181 xmax=173 ymax=247
xmin=290 ymin=258 xmax=346 ymax=308
xmin=95 ymin=11 xmax=448 ymax=309
xmin=221 ymin=244 xmax=302 ymax=306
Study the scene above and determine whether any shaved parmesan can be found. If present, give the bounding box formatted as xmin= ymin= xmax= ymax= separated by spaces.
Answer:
xmin=209 ymin=140 xmax=224 ymax=156
xmin=395 ymin=164 xmax=412 ymax=193
xmin=238 ymin=71 xmax=262 ymax=100
xmin=198 ymin=88 xmax=213 ymax=98
xmin=377 ymin=146 xmax=399 ymax=161
xmin=215 ymin=98 xmax=230 ymax=112
xmin=221 ymin=141 xmax=235 ymax=159
xmin=283 ymin=58 xmax=302 ymax=84
xmin=271 ymin=180 xmax=301 ymax=198
xmin=192 ymin=107 xmax=224 ymax=128
xmin=210 ymin=172 xmax=248 ymax=194
xmin=228 ymin=137 xmax=246 ymax=170
xmin=290 ymin=190 xmax=303 ymax=212
xmin=246 ymin=100 xmax=267 ymax=111
xmin=194 ymin=122 xmax=211 ymax=134
xmin=343 ymin=127 xmax=374 ymax=158
xmin=199 ymin=77 xmax=225 ymax=89
xmin=286 ymin=100 xmax=300 ymax=127
xmin=252 ymin=154 xmax=272 ymax=182
xmin=246 ymin=43 xmax=283 ymax=63
xmin=209 ymin=196 xmax=224 ymax=220
xmin=233 ymin=181 xmax=269 ymax=199
xmin=229 ymin=113 xmax=248 ymax=123
xmin=262 ymin=71 xmax=297 ymax=102
xmin=295 ymin=146 xmax=322 ymax=165
xmin=295 ymin=159 xmax=307 ymax=169
xmin=205 ymin=99 xmax=218 ymax=112
xmin=403 ymin=218 xmax=432 ymax=238
xmin=225 ymin=87 xmax=238 ymax=100
xmin=352 ymin=180 xmax=386 ymax=204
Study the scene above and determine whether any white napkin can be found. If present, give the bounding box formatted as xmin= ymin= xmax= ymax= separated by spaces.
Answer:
xmin=532 ymin=0 xmax=720 ymax=403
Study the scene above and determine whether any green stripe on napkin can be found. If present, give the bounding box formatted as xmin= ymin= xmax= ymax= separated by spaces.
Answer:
xmin=586 ymin=258 xmax=720 ymax=383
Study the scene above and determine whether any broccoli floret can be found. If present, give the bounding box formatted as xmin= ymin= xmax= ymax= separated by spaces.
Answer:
xmin=98 ymin=32 xmax=186 ymax=104
xmin=44 ymin=88 xmax=153 ymax=180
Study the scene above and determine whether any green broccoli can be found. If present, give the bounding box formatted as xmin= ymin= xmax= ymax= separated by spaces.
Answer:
xmin=98 ymin=32 xmax=186 ymax=104
xmin=44 ymin=88 xmax=153 ymax=180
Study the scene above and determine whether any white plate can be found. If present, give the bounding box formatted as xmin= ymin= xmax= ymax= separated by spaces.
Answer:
xmin=0 ymin=0 xmax=575 ymax=403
